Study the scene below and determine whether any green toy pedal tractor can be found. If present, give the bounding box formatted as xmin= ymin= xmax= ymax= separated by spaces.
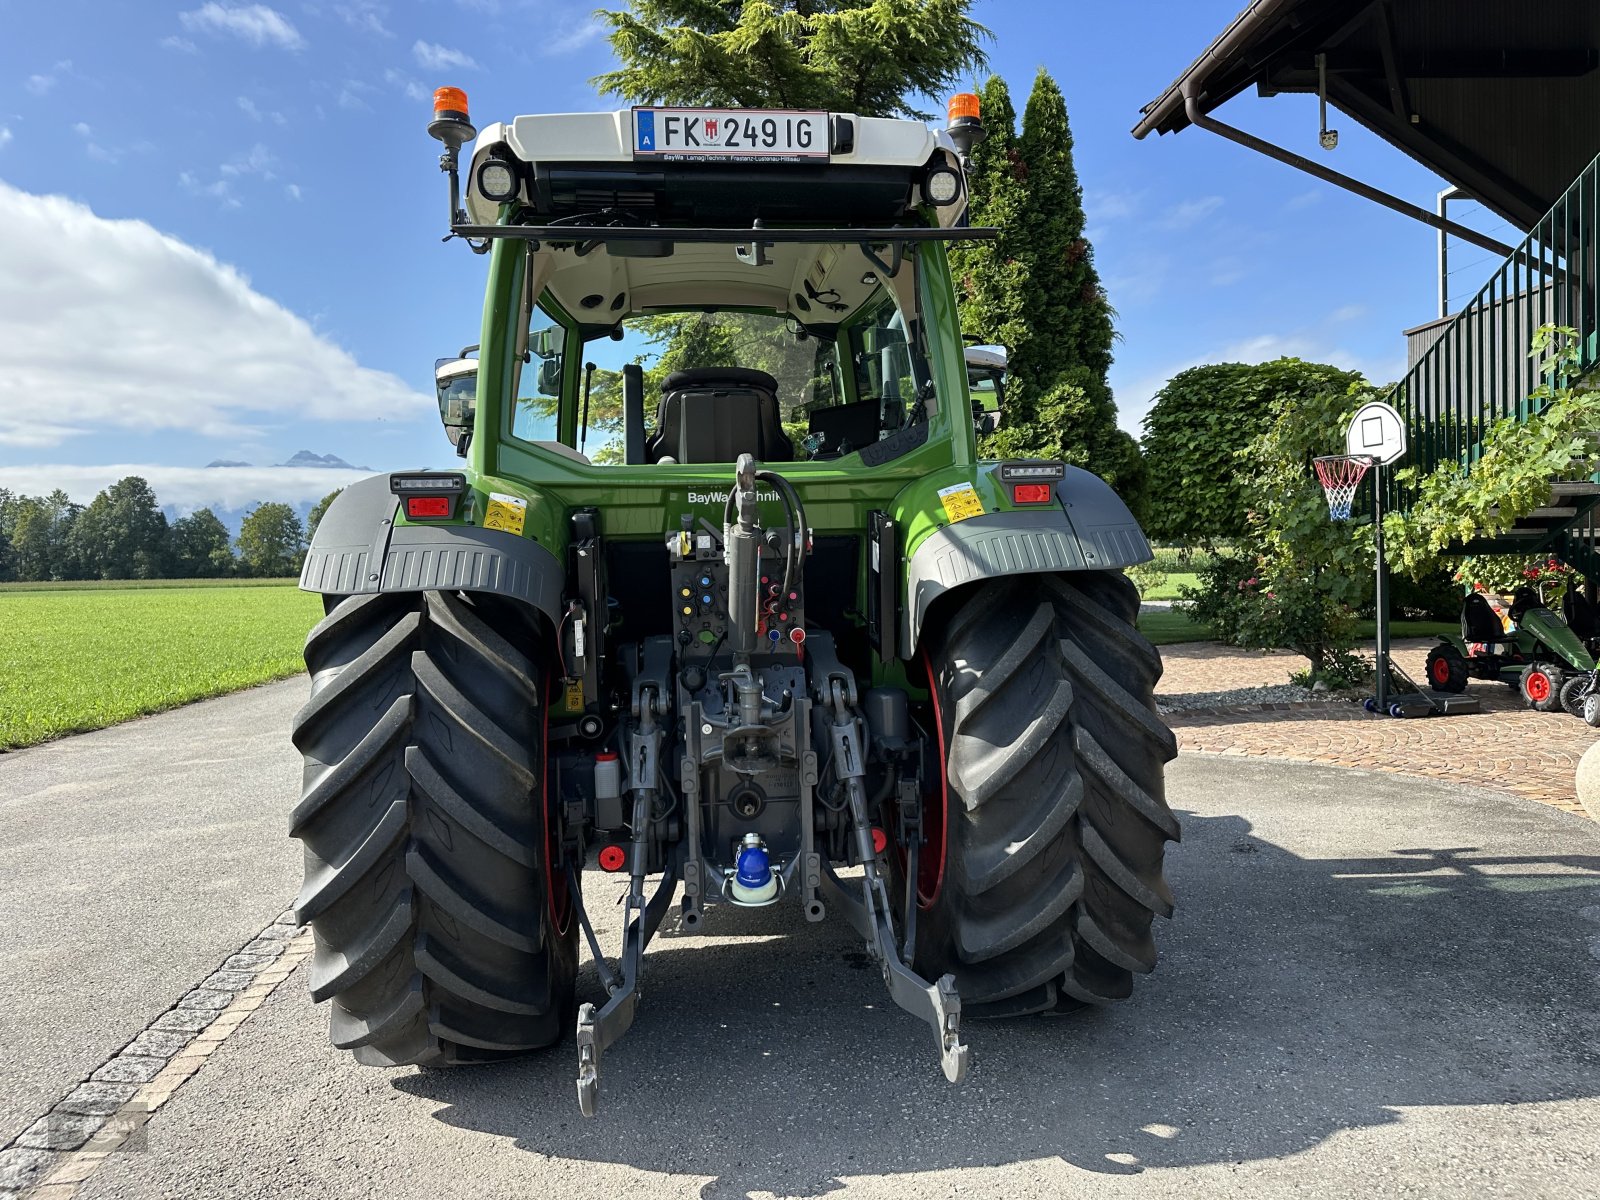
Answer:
xmin=1425 ymin=585 xmax=1597 ymax=712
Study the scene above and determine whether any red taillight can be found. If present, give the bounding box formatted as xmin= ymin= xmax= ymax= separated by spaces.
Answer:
xmin=1012 ymin=483 xmax=1053 ymax=505
xmin=405 ymin=496 xmax=451 ymax=519
xmin=598 ymin=845 xmax=627 ymax=872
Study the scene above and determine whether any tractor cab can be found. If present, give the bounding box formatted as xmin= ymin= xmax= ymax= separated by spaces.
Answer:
xmin=431 ymin=98 xmax=984 ymax=477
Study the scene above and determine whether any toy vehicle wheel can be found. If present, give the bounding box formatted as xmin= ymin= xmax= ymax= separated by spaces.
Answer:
xmin=912 ymin=571 xmax=1179 ymax=1017
xmin=1586 ymin=693 xmax=1600 ymax=728
xmin=1519 ymin=663 xmax=1564 ymax=713
xmin=1424 ymin=643 xmax=1469 ymax=693
xmin=1559 ymin=673 xmax=1590 ymax=717
xmin=290 ymin=591 xmax=577 ymax=1066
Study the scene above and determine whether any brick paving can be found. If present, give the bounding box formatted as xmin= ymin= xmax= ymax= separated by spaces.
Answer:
xmin=1157 ymin=638 xmax=1600 ymax=818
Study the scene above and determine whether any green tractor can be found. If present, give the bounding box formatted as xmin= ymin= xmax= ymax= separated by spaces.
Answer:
xmin=291 ymin=87 xmax=1177 ymax=1115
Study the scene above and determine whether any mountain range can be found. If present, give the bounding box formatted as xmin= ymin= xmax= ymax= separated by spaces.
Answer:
xmin=204 ymin=450 xmax=372 ymax=471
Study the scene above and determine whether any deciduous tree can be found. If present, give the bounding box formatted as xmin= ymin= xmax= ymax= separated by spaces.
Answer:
xmin=170 ymin=508 xmax=236 ymax=577
xmin=69 ymin=476 xmax=169 ymax=579
xmin=237 ymin=503 xmax=306 ymax=578
xmin=1140 ymin=359 xmax=1367 ymax=543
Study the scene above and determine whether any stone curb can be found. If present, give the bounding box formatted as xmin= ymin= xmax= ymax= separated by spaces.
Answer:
xmin=0 ymin=909 xmax=311 ymax=1200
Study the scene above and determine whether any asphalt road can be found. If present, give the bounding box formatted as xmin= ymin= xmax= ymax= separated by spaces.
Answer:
xmin=6 ymin=681 xmax=1600 ymax=1197
xmin=0 ymin=679 xmax=304 ymax=1148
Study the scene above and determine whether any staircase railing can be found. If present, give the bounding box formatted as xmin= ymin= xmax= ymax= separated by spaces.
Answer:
xmin=1390 ymin=151 xmax=1600 ymax=509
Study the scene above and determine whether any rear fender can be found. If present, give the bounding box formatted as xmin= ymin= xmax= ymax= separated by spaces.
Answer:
xmin=298 ymin=472 xmax=565 ymax=628
xmin=898 ymin=465 xmax=1150 ymax=659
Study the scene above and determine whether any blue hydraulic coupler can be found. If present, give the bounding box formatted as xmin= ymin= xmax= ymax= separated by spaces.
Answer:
xmin=730 ymin=833 xmax=779 ymax=906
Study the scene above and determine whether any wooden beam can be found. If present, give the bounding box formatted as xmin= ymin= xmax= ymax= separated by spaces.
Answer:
xmin=1374 ymin=0 xmax=1412 ymax=122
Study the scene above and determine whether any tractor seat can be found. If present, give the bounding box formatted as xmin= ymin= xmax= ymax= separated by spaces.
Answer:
xmin=1461 ymin=592 xmax=1513 ymax=644
xmin=647 ymin=368 xmax=793 ymax=465
xmin=1564 ymin=586 xmax=1598 ymax=641
xmin=1508 ymin=585 xmax=1542 ymax=624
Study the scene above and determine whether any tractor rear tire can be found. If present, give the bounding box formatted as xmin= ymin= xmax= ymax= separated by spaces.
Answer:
xmin=914 ymin=571 xmax=1179 ymax=1018
xmin=1520 ymin=663 xmax=1564 ymax=713
xmin=1425 ymin=643 xmax=1469 ymax=693
xmin=290 ymin=590 xmax=577 ymax=1066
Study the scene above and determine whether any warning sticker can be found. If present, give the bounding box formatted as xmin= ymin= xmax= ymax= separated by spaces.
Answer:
xmin=563 ymin=677 xmax=584 ymax=710
xmin=483 ymin=492 xmax=527 ymax=535
xmin=937 ymin=482 xmax=985 ymax=524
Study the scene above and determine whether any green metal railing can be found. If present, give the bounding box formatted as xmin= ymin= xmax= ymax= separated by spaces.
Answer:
xmin=1390 ymin=151 xmax=1600 ymax=509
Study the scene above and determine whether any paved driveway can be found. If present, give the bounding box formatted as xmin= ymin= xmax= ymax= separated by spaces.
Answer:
xmin=8 ymin=735 xmax=1590 ymax=1199
xmin=0 ymin=680 xmax=303 ymax=1153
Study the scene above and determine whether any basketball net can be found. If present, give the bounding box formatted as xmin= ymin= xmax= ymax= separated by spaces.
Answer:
xmin=1313 ymin=454 xmax=1374 ymax=521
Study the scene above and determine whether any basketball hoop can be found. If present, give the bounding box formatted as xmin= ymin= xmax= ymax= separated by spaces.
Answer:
xmin=1314 ymin=454 xmax=1373 ymax=521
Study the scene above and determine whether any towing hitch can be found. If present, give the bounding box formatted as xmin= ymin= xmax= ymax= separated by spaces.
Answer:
xmin=816 ymin=675 xmax=970 ymax=1084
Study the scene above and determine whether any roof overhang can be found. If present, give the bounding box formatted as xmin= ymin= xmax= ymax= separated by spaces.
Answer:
xmin=1134 ymin=0 xmax=1600 ymax=230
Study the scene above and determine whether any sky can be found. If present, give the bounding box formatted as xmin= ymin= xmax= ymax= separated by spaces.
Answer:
xmin=0 ymin=0 xmax=1519 ymax=511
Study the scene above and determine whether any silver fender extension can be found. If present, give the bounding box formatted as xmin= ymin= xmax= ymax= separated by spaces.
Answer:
xmin=902 ymin=466 xmax=1150 ymax=659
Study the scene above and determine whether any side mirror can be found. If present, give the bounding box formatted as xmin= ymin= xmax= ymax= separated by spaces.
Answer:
xmin=435 ymin=360 xmax=478 ymax=453
xmin=537 ymin=358 xmax=563 ymax=396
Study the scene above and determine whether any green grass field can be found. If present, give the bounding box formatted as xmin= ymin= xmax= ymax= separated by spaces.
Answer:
xmin=0 ymin=583 xmax=322 ymax=750
xmin=1138 ymin=607 xmax=1456 ymax=648
xmin=0 ymin=576 xmax=298 ymax=593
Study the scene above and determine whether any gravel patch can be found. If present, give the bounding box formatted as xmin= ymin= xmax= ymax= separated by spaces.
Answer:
xmin=1157 ymin=683 xmax=1331 ymax=713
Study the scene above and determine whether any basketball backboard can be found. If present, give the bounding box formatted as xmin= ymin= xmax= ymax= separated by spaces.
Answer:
xmin=1345 ymin=400 xmax=1407 ymax=466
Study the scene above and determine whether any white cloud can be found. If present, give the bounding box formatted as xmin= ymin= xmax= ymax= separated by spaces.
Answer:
xmin=71 ymin=121 xmax=125 ymax=164
xmin=237 ymin=96 xmax=261 ymax=120
xmin=1105 ymin=252 xmax=1170 ymax=306
xmin=0 ymin=182 xmax=427 ymax=449
xmin=1085 ymin=188 xmax=1140 ymax=225
xmin=412 ymin=40 xmax=478 ymax=71
xmin=181 ymin=144 xmax=279 ymax=206
xmin=544 ymin=16 xmax=603 ymax=55
xmin=0 ymin=127 xmax=11 ymax=150
xmin=161 ymin=36 xmax=199 ymax=54
xmin=25 ymin=61 xmax=71 ymax=95
xmin=1159 ymin=196 xmax=1224 ymax=231
xmin=384 ymin=68 xmax=429 ymax=102
xmin=220 ymin=142 xmax=276 ymax=179
xmin=336 ymin=1 xmax=392 ymax=37
xmin=285 ymin=183 xmax=302 ymax=201
xmin=337 ymin=80 xmax=375 ymax=112
xmin=180 ymin=169 xmax=241 ymax=208
xmin=179 ymin=4 xmax=304 ymax=51
xmin=1 ymin=464 xmax=375 ymax=510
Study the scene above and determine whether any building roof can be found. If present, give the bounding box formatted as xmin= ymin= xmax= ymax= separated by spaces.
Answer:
xmin=1134 ymin=0 xmax=1600 ymax=230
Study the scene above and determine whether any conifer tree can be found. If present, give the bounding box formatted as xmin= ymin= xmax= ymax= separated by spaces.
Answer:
xmin=956 ymin=70 xmax=1141 ymax=496
xmin=595 ymin=0 xmax=988 ymax=119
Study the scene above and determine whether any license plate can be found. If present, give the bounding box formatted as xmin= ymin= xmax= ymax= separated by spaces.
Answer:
xmin=632 ymin=108 xmax=830 ymax=163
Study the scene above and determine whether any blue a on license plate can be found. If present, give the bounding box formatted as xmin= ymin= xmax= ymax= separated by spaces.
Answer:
xmin=633 ymin=108 xmax=830 ymax=162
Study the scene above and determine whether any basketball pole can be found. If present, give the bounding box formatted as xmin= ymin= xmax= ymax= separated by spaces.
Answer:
xmin=1372 ymin=458 xmax=1390 ymax=712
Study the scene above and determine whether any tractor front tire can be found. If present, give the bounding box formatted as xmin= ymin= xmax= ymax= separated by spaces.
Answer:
xmin=1520 ymin=663 xmax=1564 ymax=713
xmin=290 ymin=590 xmax=577 ymax=1066
xmin=1425 ymin=643 xmax=1469 ymax=693
xmin=915 ymin=571 xmax=1180 ymax=1018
